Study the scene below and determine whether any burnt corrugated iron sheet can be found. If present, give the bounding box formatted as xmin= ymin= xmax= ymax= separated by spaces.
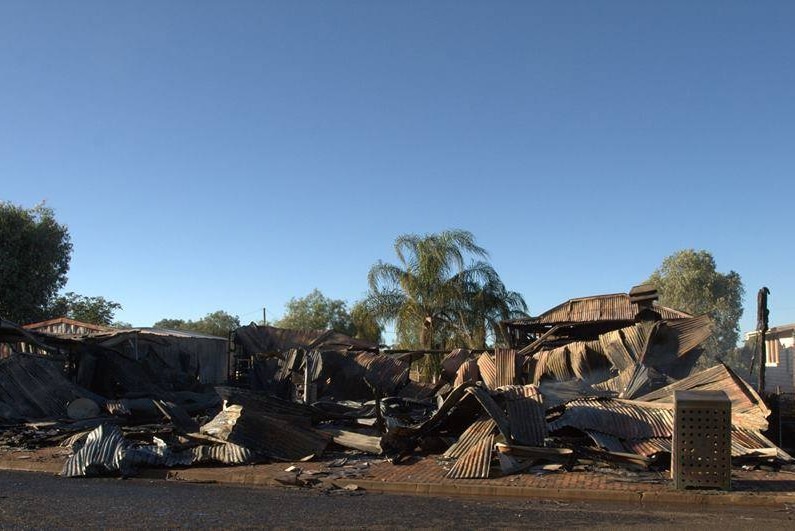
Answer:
xmin=592 ymin=367 xmax=630 ymax=394
xmin=494 ymin=349 xmax=517 ymax=387
xmin=621 ymin=323 xmax=653 ymax=359
xmin=391 ymin=382 xmax=477 ymax=438
xmin=184 ymin=443 xmax=253 ymax=465
xmin=318 ymin=427 xmax=382 ymax=454
xmin=443 ymin=416 xmax=497 ymax=459
xmin=585 ymin=430 xmax=625 ymax=452
xmin=62 ymin=424 xmax=127 ymax=477
xmin=637 ymin=363 xmax=770 ymax=431
xmin=63 ymin=423 xmax=255 ymax=477
xmin=465 ymin=386 xmax=512 ymax=440
xmin=510 ymin=293 xmax=692 ymax=326
xmin=442 ymin=349 xmax=471 ymax=378
xmin=305 ymin=350 xmax=324 ymax=382
xmin=476 ymin=353 xmax=497 ymax=390
xmin=539 ymin=380 xmax=615 ymax=409
xmin=532 ymin=347 xmax=572 ymax=384
xmin=0 ymin=354 xmax=104 ymax=421
xmin=666 ymin=314 xmax=714 ymax=357
xmin=233 ymin=324 xmax=378 ymax=356
xmin=397 ymin=380 xmax=437 ymax=400
xmin=500 ymin=385 xmax=547 ymax=446
xmin=446 ymin=433 xmax=493 ymax=479
xmin=620 ymin=364 xmax=654 ymax=399
xmin=731 ymin=428 xmax=793 ymax=461
xmin=568 ymin=342 xmax=590 ymax=380
xmin=215 ymin=386 xmax=317 ymax=424
xmin=200 ymin=405 xmax=329 ymax=461
xmin=355 ymin=352 xmax=409 ymax=394
xmin=623 ymin=437 xmax=671 ymax=457
xmin=549 ymin=399 xmax=673 ymax=439
xmin=599 ymin=329 xmax=636 ymax=371
xmin=454 ymin=360 xmax=479 ymax=387
xmin=592 ymin=363 xmax=652 ymax=399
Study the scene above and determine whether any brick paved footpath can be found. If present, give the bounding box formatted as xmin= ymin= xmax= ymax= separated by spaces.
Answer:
xmin=3 ymin=448 xmax=795 ymax=507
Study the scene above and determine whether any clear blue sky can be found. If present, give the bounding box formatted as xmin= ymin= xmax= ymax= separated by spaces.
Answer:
xmin=2 ymin=1 xmax=794 ymax=340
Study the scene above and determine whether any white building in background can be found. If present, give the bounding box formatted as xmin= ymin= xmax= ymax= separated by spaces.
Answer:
xmin=746 ymin=323 xmax=795 ymax=393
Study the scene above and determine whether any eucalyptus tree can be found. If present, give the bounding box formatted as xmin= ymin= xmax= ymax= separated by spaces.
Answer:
xmin=646 ymin=249 xmax=744 ymax=364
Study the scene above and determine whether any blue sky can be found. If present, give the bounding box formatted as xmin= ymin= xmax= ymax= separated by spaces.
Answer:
xmin=2 ymin=1 xmax=794 ymax=340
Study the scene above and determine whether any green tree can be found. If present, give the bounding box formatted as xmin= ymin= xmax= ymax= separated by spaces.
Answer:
xmin=646 ymin=249 xmax=744 ymax=365
xmin=47 ymin=292 xmax=122 ymax=326
xmin=0 ymin=202 xmax=72 ymax=323
xmin=275 ymin=289 xmax=356 ymax=335
xmin=154 ymin=310 xmax=241 ymax=338
xmin=350 ymin=300 xmax=383 ymax=344
xmin=154 ymin=318 xmax=187 ymax=329
xmin=721 ymin=338 xmax=754 ymax=382
xmin=452 ymin=275 xmax=528 ymax=349
xmin=366 ymin=229 xmax=527 ymax=350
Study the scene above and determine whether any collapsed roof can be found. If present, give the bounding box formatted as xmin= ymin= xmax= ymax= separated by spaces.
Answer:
xmin=504 ymin=291 xmax=692 ymax=347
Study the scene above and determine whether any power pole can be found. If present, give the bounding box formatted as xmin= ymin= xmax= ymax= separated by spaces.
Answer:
xmin=262 ymin=307 xmax=267 ymax=325
xmin=757 ymin=287 xmax=770 ymax=394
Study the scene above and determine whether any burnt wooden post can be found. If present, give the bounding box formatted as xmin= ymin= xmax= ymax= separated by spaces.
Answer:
xmin=757 ymin=287 xmax=770 ymax=394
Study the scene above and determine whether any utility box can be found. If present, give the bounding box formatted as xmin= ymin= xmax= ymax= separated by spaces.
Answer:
xmin=672 ymin=390 xmax=732 ymax=490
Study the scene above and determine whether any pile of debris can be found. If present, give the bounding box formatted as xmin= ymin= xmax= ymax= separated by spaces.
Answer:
xmin=0 ymin=286 xmax=791 ymax=481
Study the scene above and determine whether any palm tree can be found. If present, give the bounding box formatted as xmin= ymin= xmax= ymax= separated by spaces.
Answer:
xmin=451 ymin=274 xmax=528 ymax=349
xmin=366 ymin=230 xmax=527 ymax=352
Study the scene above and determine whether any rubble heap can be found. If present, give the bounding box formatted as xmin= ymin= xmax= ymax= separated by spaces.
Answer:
xmin=0 ymin=288 xmax=790 ymax=480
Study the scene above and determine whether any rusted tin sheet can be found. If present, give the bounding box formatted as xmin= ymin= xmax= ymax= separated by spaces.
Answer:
xmin=355 ymin=352 xmax=410 ymax=394
xmin=549 ymin=398 xmax=673 ymax=439
xmin=201 ymin=405 xmax=329 ymax=461
xmin=494 ymin=348 xmax=517 ymax=387
xmin=620 ymin=324 xmax=648 ymax=359
xmin=233 ymin=324 xmax=378 ymax=355
xmin=533 ymin=345 xmax=574 ymax=384
xmin=397 ymin=380 xmax=437 ymax=400
xmin=477 ymin=353 xmax=497 ymax=389
xmin=500 ymin=385 xmax=547 ymax=446
xmin=454 ymin=360 xmax=479 ymax=387
xmin=466 ymin=386 xmax=512 ymax=440
xmin=0 ymin=354 xmax=105 ymax=420
xmin=568 ymin=342 xmax=591 ymax=380
xmin=585 ymin=430 xmax=625 ymax=452
xmin=731 ymin=427 xmax=793 ymax=461
xmin=539 ymin=379 xmax=614 ymax=409
xmin=388 ymin=382 xmax=478 ymax=438
xmin=599 ymin=329 xmax=636 ymax=371
xmin=317 ymin=427 xmax=382 ymax=454
xmin=215 ymin=386 xmax=317 ymax=423
xmin=495 ymin=443 xmax=573 ymax=461
xmin=623 ymin=437 xmax=671 ymax=457
xmin=446 ymin=433 xmax=493 ymax=479
xmin=666 ymin=314 xmax=714 ymax=357
xmin=592 ymin=366 xmax=632 ymax=395
xmin=593 ymin=363 xmax=652 ymax=399
xmin=638 ymin=363 xmax=770 ymax=431
xmin=442 ymin=349 xmax=471 ymax=379
xmin=443 ymin=416 xmax=497 ymax=459
xmin=512 ymin=293 xmax=692 ymax=326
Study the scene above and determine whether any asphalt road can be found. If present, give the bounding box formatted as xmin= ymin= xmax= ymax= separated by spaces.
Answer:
xmin=0 ymin=470 xmax=792 ymax=529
